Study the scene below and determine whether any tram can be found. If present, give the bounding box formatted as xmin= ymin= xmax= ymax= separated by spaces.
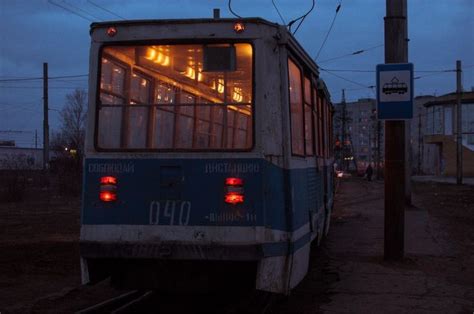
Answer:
xmin=80 ymin=17 xmax=334 ymax=294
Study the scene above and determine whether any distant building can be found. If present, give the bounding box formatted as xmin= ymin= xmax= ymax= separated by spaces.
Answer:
xmin=409 ymin=95 xmax=436 ymax=174
xmin=0 ymin=147 xmax=44 ymax=170
xmin=333 ymin=92 xmax=474 ymax=177
xmin=333 ymin=97 xmax=384 ymax=173
xmin=422 ymin=91 xmax=474 ymax=176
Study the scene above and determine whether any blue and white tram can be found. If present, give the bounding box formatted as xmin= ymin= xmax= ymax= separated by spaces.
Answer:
xmin=80 ymin=17 xmax=334 ymax=294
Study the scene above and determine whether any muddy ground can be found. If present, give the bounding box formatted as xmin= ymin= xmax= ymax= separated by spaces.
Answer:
xmin=1 ymin=178 xmax=473 ymax=313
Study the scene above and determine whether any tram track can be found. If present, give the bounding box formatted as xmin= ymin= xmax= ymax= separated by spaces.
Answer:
xmin=74 ymin=287 xmax=277 ymax=314
xmin=75 ymin=290 xmax=154 ymax=314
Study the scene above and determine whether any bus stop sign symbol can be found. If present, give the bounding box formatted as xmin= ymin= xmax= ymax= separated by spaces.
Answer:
xmin=376 ymin=63 xmax=413 ymax=120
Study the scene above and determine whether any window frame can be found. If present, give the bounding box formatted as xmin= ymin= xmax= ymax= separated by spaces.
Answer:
xmin=94 ymin=40 xmax=256 ymax=153
xmin=303 ymin=76 xmax=315 ymax=156
xmin=287 ymin=57 xmax=305 ymax=156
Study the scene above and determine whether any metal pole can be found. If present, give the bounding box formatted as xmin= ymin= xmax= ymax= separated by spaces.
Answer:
xmin=456 ymin=60 xmax=463 ymax=185
xmin=384 ymin=0 xmax=407 ymax=260
xmin=43 ymin=63 xmax=49 ymax=170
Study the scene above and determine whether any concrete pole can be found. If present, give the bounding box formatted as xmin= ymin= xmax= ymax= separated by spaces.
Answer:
xmin=384 ymin=0 xmax=407 ymax=260
xmin=43 ymin=63 xmax=49 ymax=170
xmin=456 ymin=60 xmax=463 ymax=185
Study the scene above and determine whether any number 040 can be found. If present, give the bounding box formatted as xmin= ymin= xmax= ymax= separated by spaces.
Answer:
xmin=149 ymin=200 xmax=191 ymax=225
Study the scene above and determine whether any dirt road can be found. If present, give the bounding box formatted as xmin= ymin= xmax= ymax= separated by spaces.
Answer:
xmin=1 ymin=178 xmax=473 ymax=313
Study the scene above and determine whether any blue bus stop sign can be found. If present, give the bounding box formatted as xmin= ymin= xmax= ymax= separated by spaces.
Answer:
xmin=376 ymin=63 xmax=414 ymax=120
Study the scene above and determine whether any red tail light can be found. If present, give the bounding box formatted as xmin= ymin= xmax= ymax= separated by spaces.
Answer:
xmin=100 ymin=176 xmax=117 ymax=185
xmin=225 ymin=177 xmax=243 ymax=186
xmin=224 ymin=177 xmax=244 ymax=205
xmin=225 ymin=192 xmax=244 ymax=205
xmin=100 ymin=176 xmax=117 ymax=202
xmin=100 ymin=191 xmax=117 ymax=202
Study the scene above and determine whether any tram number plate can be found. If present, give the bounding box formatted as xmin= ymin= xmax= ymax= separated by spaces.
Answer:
xmin=149 ymin=200 xmax=191 ymax=226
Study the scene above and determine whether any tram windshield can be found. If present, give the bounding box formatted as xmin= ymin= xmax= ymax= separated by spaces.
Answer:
xmin=97 ymin=43 xmax=253 ymax=150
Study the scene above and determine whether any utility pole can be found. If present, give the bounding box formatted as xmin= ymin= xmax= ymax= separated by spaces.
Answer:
xmin=456 ymin=60 xmax=463 ymax=185
xmin=417 ymin=113 xmax=422 ymax=174
xmin=35 ymin=129 xmax=38 ymax=149
xmin=43 ymin=63 xmax=49 ymax=170
xmin=384 ymin=0 xmax=407 ymax=260
xmin=405 ymin=119 xmax=412 ymax=205
xmin=376 ymin=120 xmax=382 ymax=179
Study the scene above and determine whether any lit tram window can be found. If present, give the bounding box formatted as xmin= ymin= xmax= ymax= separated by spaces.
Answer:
xmin=97 ymin=44 xmax=253 ymax=151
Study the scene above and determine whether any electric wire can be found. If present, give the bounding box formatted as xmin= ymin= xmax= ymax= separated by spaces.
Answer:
xmin=228 ymin=0 xmax=242 ymax=18
xmin=318 ymin=44 xmax=383 ymax=64
xmin=291 ymin=0 xmax=315 ymax=35
xmin=0 ymin=86 xmax=86 ymax=90
xmin=87 ymin=0 xmax=125 ymax=20
xmin=314 ymin=2 xmax=342 ymax=60
xmin=62 ymin=0 xmax=103 ymax=21
xmin=0 ymin=74 xmax=88 ymax=83
xmin=287 ymin=0 xmax=314 ymax=31
xmin=271 ymin=0 xmax=286 ymax=25
xmin=48 ymin=0 xmax=93 ymax=22
xmin=320 ymin=68 xmax=373 ymax=89
xmin=320 ymin=68 xmax=458 ymax=73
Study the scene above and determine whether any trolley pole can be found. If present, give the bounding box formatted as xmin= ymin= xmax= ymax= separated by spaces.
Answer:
xmin=43 ymin=62 xmax=49 ymax=171
xmin=384 ymin=0 xmax=407 ymax=260
xmin=456 ymin=60 xmax=463 ymax=185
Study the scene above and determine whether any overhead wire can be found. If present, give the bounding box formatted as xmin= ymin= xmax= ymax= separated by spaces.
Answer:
xmin=271 ymin=0 xmax=287 ymax=25
xmin=314 ymin=1 xmax=342 ymax=60
xmin=291 ymin=0 xmax=315 ymax=35
xmin=62 ymin=0 xmax=103 ymax=21
xmin=318 ymin=44 xmax=383 ymax=64
xmin=320 ymin=68 xmax=373 ymax=89
xmin=228 ymin=0 xmax=242 ymax=18
xmin=0 ymin=74 xmax=88 ymax=83
xmin=47 ymin=0 xmax=93 ymax=22
xmin=0 ymin=86 xmax=87 ymax=90
xmin=87 ymin=0 xmax=125 ymax=20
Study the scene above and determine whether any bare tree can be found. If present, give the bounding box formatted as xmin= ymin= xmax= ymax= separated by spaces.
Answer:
xmin=58 ymin=89 xmax=87 ymax=158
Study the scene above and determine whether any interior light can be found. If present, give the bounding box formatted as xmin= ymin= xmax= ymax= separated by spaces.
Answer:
xmin=145 ymin=48 xmax=157 ymax=60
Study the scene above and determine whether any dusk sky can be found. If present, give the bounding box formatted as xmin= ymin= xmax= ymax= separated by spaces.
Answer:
xmin=1 ymin=0 xmax=473 ymax=147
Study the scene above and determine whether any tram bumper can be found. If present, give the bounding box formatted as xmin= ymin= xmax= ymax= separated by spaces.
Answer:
xmin=79 ymin=224 xmax=301 ymax=294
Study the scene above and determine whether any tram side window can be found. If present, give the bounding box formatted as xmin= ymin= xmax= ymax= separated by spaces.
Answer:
xmin=99 ymin=58 xmax=126 ymax=148
xmin=288 ymin=59 xmax=304 ymax=155
xmin=317 ymin=96 xmax=324 ymax=156
xmin=304 ymin=77 xmax=314 ymax=156
xmin=327 ymin=102 xmax=333 ymax=158
xmin=312 ymin=87 xmax=319 ymax=157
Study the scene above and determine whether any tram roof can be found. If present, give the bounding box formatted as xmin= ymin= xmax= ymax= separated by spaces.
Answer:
xmin=90 ymin=17 xmax=319 ymax=74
